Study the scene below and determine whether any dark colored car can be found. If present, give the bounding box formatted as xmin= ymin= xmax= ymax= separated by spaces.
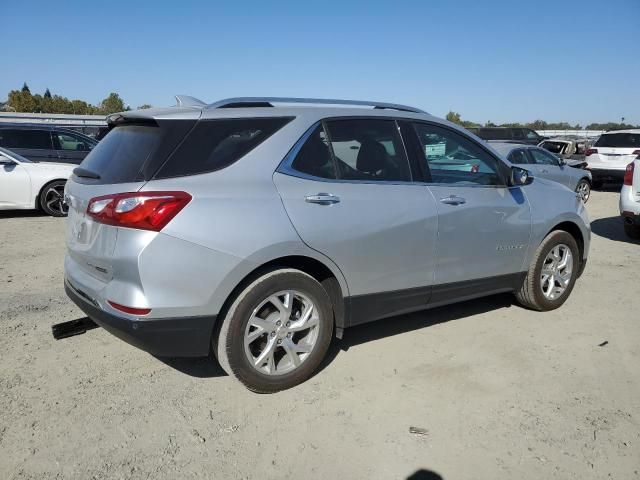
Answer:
xmin=467 ymin=127 xmax=546 ymax=145
xmin=0 ymin=124 xmax=98 ymax=164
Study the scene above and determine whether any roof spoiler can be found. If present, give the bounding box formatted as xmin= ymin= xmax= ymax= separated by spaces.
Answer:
xmin=175 ymin=95 xmax=206 ymax=107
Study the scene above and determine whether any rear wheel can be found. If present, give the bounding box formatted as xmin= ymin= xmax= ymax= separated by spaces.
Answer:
xmin=515 ymin=230 xmax=580 ymax=311
xmin=39 ymin=180 xmax=68 ymax=217
xmin=575 ymin=178 xmax=591 ymax=203
xmin=624 ymin=221 xmax=640 ymax=239
xmin=213 ymin=269 xmax=334 ymax=393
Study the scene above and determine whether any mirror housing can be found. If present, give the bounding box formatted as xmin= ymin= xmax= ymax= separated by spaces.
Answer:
xmin=509 ymin=166 xmax=533 ymax=186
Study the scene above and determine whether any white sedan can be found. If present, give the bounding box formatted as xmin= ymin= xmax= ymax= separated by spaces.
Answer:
xmin=0 ymin=146 xmax=75 ymax=216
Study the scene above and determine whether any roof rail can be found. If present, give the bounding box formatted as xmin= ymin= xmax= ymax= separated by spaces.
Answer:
xmin=175 ymin=95 xmax=206 ymax=107
xmin=205 ymin=97 xmax=427 ymax=114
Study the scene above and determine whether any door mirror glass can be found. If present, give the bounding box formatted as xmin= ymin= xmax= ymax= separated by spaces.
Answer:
xmin=510 ymin=166 xmax=533 ymax=186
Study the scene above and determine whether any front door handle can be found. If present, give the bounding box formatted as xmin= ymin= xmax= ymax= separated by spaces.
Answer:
xmin=305 ymin=193 xmax=340 ymax=205
xmin=439 ymin=195 xmax=466 ymax=206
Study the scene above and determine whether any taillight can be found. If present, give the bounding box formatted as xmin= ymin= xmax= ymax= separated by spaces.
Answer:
xmin=585 ymin=148 xmax=598 ymax=157
xmin=87 ymin=191 xmax=191 ymax=231
xmin=624 ymin=162 xmax=634 ymax=186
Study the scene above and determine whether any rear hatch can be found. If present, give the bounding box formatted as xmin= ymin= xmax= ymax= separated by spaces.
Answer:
xmin=588 ymin=132 xmax=640 ymax=169
xmin=65 ymin=117 xmax=197 ymax=283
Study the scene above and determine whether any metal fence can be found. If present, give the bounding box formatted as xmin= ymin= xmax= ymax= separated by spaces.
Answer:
xmin=0 ymin=112 xmax=106 ymax=126
xmin=536 ymin=129 xmax=604 ymax=138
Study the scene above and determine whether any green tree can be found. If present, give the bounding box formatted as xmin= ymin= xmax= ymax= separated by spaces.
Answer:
xmin=446 ymin=111 xmax=462 ymax=124
xmin=98 ymin=93 xmax=125 ymax=114
xmin=44 ymin=88 xmax=52 ymax=99
xmin=7 ymin=89 xmax=37 ymax=112
xmin=21 ymin=82 xmax=30 ymax=94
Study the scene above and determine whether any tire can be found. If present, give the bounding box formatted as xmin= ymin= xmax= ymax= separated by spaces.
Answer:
xmin=213 ymin=269 xmax=334 ymax=393
xmin=624 ymin=222 xmax=640 ymax=239
xmin=575 ymin=178 xmax=591 ymax=203
xmin=39 ymin=180 xmax=68 ymax=217
xmin=515 ymin=230 xmax=580 ymax=311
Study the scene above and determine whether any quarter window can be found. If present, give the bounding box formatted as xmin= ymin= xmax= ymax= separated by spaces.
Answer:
xmin=529 ymin=148 xmax=560 ymax=166
xmin=413 ymin=123 xmax=503 ymax=186
xmin=324 ymin=119 xmax=411 ymax=182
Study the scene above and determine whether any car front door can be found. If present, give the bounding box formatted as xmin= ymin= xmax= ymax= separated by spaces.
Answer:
xmin=410 ymin=122 xmax=531 ymax=301
xmin=527 ymin=147 xmax=572 ymax=188
xmin=273 ymin=119 xmax=439 ymax=324
xmin=0 ymin=128 xmax=57 ymax=162
xmin=52 ymin=130 xmax=95 ymax=164
xmin=0 ymin=156 xmax=31 ymax=208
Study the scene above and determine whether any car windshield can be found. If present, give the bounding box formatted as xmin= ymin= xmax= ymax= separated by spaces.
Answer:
xmin=0 ymin=146 xmax=35 ymax=163
xmin=594 ymin=133 xmax=640 ymax=148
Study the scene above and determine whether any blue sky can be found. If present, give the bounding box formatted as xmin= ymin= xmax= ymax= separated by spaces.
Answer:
xmin=4 ymin=0 xmax=639 ymax=125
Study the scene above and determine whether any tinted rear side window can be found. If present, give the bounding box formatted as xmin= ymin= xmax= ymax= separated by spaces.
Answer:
xmin=478 ymin=128 xmax=510 ymax=140
xmin=594 ymin=133 xmax=640 ymax=148
xmin=155 ymin=118 xmax=292 ymax=179
xmin=0 ymin=129 xmax=52 ymax=149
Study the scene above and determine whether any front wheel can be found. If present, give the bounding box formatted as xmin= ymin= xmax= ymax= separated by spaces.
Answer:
xmin=624 ymin=221 xmax=640 ymax=239
xmin=213 ymin=269 xmax=334 ymax=393
xmin=39 ymin=180 xmax=68 ymax=217
xmin=515 ymin=231 xmax=580 ymax=311
xmin=575 ymin=178 xmax=591 ymax=203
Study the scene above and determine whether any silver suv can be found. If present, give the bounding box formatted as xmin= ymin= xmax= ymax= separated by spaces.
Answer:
xmin=64 ymin=97 xmax=590 ymax=392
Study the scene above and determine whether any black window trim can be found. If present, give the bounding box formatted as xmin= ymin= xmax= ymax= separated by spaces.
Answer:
xmin=406 ymin=120 xmax=511 ymax=188
xmin=277 ymin=116 xmax=419 ymax=186
xmin=0 ymin=127 xmax=54 ymax=151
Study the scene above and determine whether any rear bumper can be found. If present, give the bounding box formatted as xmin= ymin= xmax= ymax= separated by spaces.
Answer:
xmin=588 ymin=168 xmax=625 ymax=181
xmin=65 ymin=280 xmax=215 ymax=357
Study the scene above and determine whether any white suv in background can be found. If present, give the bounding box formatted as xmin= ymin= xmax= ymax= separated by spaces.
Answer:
xmin=620 ymin=157 xmax=640 ymax=239
xmin=586 ymin=130 xmax=640 ymax=188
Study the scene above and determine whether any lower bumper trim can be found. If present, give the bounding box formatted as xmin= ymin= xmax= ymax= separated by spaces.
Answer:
xmin=65 ymin=281 xmax=216 ymax=357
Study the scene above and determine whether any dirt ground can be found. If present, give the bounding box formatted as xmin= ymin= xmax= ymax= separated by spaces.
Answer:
xmin=0 ymin=189 xmax=638 ymax=480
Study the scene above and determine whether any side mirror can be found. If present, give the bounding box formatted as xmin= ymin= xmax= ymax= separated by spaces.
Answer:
xmin=0 ymin=156 xmax=15 ymax=166
xmin=510 ymin=166 xmax=533 ymax=186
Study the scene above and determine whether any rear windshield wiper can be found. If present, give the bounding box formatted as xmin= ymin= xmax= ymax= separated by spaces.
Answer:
xmin=73 ymin=167 xmax=101 ymax=179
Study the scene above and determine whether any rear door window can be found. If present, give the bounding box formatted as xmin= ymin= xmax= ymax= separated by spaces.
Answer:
xmin=0 ymin=129 xmax=53 ymax=150
xmin=53 ymin=131 xmax=95 ymax=151
xmin=324 ymin=119 xmax=411 ymax=182
xmin=156 ymin=117 xmax=292 ymax=179
xmin=594 ymin=133 xmax=640 ymax=148
xmin=507 ymin=149 xmax=530 ymax=164
xmin=529 ymin=148 xmax=560 ymax=166
xmin=290 ymin=125 xmax=337 ymax=179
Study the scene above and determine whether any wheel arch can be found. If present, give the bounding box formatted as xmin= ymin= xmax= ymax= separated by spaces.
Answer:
xmin=545 ymin=221 xmax=586 ymax=276
xmin=35 ymin=178 xmax=67 ymax=209
xmin=217 ymin=254 xmax=348 ymax=338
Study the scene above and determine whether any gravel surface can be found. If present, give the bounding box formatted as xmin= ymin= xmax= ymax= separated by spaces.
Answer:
xmin=0 ymin=190 xmax=638 ymax=480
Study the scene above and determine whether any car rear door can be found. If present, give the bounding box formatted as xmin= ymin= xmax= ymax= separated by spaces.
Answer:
xmin=273 ymin=119 xmax=439 ymax=324
xmin=0 ymin=128 xmax=57 ymax=162
xmin=409 ymin=122 xmax=531 ymax=297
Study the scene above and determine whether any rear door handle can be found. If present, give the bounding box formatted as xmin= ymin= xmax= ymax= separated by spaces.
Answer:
xmin=439 ymin=195 xmax=466 ymax=206
xmin=305 ymin=193 xmax=340 ymax=205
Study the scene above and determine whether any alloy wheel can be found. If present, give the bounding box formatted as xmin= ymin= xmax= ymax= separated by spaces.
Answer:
xmin=540 ymin=244 xmax=573 ymax=300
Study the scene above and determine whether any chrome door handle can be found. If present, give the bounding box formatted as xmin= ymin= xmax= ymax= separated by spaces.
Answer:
xmin=439 ymin=195 xmax=466 ymax=206
xmin=305 ymin=193 xmax=340 ymax=205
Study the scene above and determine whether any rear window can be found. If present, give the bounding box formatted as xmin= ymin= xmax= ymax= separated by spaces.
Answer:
xmin=594 ymin=133 xmax=640 ymax=148
xmin=155 ymin=117 xmax=292 ymax=179
xmin=78 ymin=125 xmax=163 ymax=184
